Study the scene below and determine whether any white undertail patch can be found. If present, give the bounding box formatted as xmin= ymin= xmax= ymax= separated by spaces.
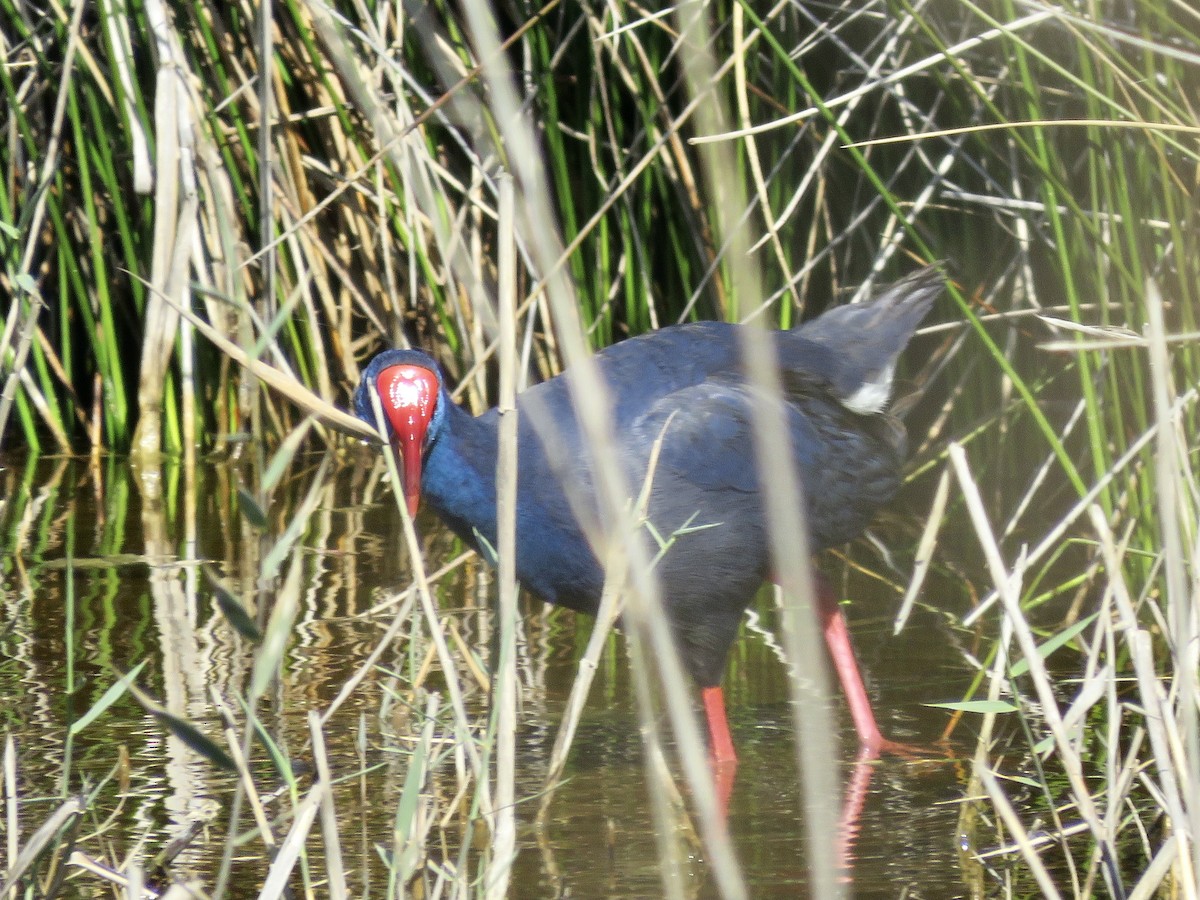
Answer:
xmin=840 ymin=362 xmax=894 ymax=414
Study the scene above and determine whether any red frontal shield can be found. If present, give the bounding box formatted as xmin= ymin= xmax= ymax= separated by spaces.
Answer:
xmin=373 ymin=364 xmax=440 ymax=517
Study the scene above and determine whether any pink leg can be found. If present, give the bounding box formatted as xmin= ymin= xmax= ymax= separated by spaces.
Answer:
xmin=816 ymin=578 xmax=885 ymax=754
xmin=702 ymin=685 xmax=738 ymax=765
xmin=702 ymin=685 xmax=738 ymax=817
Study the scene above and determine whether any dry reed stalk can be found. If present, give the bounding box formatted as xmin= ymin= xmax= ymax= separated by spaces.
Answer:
xmin=0 ymin=796 xmax=83 ymax=895
xmin=257 ymin=782 xmax=324 ymax=899
xmin=977 ymin=754 xmax=1065 ymax=899
xmin=536 ymin=423 xmax=676 ymax=813
xmin=536 ymin=546 xmax=624 ymax=813
xmin=1145 ymin=278 xmax=1200 ymax=889
xmin=486 ymin=173 xmax=518 ymax=899
xmin=308 ymin=711 xmax=348 ymax=899
xmin=894 ymin=464 xmax=950 ymax=634
xmin=218 ymin=697 xmax=276 ymax=849
xmin=133 ymin=0 xmax=198 ymax=459
xmin=952 ymin=442 xmax=1123 ymax=888
xmin=3 ymin=735 xmax=15 ymax=876
xmin=677 ymin=4 xmax=844 ymax=896
xmin=322 ymin=589 xmax=417 ymax=723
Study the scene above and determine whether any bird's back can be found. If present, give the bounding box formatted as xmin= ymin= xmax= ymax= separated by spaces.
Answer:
xmin=529 ymin=266 xmax=941 ymax=432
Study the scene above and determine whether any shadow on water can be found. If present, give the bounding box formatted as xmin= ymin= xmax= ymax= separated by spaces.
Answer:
xmin=0 ymin=451 xmax=983 ymax=896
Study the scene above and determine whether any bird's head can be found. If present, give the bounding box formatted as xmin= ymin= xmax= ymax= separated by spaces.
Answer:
xmin=354 ymin=349 xmax=445 ymax=518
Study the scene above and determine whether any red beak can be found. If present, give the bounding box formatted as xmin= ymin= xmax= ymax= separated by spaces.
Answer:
xmin=373 ymin=364 xmax=440 ymax=518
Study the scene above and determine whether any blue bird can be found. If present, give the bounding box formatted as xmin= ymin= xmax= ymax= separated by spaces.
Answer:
xmin=355 ymin=266 xmax=942 ymax=765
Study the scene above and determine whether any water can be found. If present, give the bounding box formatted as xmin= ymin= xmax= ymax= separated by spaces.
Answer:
xmin=0 ymin=453 xmax=980 ymax=897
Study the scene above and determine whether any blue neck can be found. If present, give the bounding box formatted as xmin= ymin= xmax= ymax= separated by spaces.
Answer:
xmin=420 ymin=398 xmax=500 ymax=552
xmin=417 ymin=390 xmax=603 ymax=609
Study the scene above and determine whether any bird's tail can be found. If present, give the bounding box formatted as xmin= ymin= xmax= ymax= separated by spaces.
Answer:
xmin=792 ymin=265 xmax=944 ymax=415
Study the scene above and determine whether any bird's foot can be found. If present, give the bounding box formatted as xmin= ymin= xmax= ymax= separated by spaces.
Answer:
xmin=857 ymin=734 xmax=956 ymax=764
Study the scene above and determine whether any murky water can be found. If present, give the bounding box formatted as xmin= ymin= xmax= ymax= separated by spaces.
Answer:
xmin=0 ymin=453 xmax=983 ymax=897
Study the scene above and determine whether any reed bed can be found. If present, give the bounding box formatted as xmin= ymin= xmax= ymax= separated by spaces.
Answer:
xmin=1 ymin=0 xmax=1198 ymax=896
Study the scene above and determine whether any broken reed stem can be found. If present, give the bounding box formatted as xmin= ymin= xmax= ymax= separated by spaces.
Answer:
xmin=895 ymin=464 xmax=951 ymax=634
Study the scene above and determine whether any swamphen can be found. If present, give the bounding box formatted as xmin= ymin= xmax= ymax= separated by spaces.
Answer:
xmin=355 ymin=266 xmax=941 ymax=764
